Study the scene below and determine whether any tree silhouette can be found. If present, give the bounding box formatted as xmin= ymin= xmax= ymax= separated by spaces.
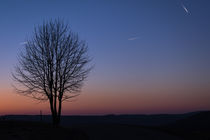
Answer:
xmin=12 ymin=19 xmax=91 ymax=126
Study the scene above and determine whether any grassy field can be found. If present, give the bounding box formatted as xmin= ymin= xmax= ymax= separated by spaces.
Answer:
xmin=0 ymin=111 xmax=209 ymax=140
xmin=0 ymin=121 xmax=88 ymax=140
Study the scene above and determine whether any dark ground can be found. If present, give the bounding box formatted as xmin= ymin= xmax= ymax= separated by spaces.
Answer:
xmin=0 ymin=111 xmax=210 ymax=140
xmin=0 ymin=120 xmax=88 ymax=140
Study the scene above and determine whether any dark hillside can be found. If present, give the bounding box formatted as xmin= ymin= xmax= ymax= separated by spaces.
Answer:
xmin=160 ymin=111 xmax=210 ymax=140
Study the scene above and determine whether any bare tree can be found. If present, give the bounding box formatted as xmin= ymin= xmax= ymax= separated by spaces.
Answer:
xmin=12 ymin=19 xmax=91 ymax=126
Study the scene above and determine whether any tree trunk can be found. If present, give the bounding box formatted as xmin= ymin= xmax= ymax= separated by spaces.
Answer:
xmin=57 ymin=99 xmax=62 ymax=125
xmin=49 ymin=98 xmax=61 ymax=127
xmin=50 ymin=99 xmax=57 ymax=127
xmin=51 ymin=112 xmax=60 ymax=127
xmin=53 ymin=115 xmax=60 ymax=127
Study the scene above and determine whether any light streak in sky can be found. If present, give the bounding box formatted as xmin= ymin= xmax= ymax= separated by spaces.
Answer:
xmin=181 ymin=3 xmax=189 ymax=14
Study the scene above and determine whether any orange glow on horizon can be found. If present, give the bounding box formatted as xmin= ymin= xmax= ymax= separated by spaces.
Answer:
xmin=1 ymin=81 xmax=210 ymax=115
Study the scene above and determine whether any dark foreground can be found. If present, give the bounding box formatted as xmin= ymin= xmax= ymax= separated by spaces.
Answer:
xmin=1 ymin=111 xmax=210 ymax=140
xmin=0 ymin=121 xmax=88 ymax=140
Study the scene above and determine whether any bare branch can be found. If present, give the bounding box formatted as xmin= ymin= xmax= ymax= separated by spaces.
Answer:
xmin=12 ymin=19 xmax=92 ymax=126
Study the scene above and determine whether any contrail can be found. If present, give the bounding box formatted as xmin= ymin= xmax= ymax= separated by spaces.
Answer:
xmin=19 ymin=42 xmax=27 ymax=45
xmin=128 ymin=36 xmax=139 ymax=41
xmin=181 ymin=4 xmax=189 ymax=14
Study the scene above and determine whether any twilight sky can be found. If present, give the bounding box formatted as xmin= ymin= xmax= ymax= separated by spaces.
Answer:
xmin=0 ymin=0 xmax=210 ymax=115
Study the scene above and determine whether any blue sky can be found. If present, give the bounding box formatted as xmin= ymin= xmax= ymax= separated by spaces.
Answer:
xmin=0 ymin=0 xmax=210 ymax=114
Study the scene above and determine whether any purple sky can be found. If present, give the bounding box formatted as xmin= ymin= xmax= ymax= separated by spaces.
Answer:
xmin=0 ymin=0 xmax=210 ymax=115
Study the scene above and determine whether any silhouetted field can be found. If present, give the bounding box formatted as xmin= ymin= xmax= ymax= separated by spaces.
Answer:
xmin=1 ymin=111 xmax=210 ymax=140
xmin=0 ymin=120 xmax=88 ymax=140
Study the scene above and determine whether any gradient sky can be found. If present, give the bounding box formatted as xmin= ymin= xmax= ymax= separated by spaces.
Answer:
xmin=0 ymin=0 xmax=210 ymax=115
